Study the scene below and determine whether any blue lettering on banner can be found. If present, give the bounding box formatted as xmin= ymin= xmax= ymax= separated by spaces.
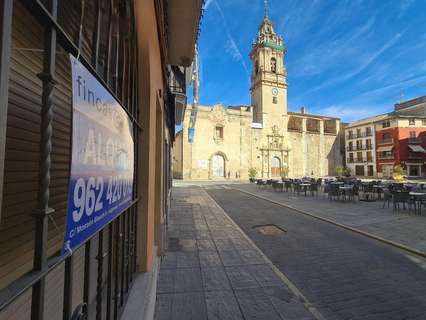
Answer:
xmin=62 ymin=55 xmax=134 ymax=254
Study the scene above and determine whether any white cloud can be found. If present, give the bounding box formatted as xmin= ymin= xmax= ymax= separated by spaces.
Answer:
xmin=398 ymin=0 xmax=415 ymax=19
xmin=204 ymin=0 xmax=213 ymax=10
xmin=212 ymin=0 xmax=250 ymax=79
xmin=319 ymin=104 xmax=389 ymax=122
xmin=360 ymin=74 xmax=426 ymax=99
xmin=292 ymin=17 xmax=376 ymax=78
xmin=306 ymin=31 xmax=405 ymax=94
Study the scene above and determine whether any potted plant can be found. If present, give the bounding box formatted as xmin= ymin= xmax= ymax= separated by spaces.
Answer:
xmin=281 ymin=167 xmax=289 ymax=179
xmin=336 ymin=166 xmax=344 ymax=177
xmin=392 ymin=164 xmax=406 ymax=181
xmin=248 ymin=167 xmax=258 ymax=183
xmin=343 ymin=167 xmax=352 ymax=177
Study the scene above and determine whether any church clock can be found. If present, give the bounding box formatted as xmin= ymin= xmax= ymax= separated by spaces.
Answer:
xmin=271 ymin=87 xmax=278 ymax=96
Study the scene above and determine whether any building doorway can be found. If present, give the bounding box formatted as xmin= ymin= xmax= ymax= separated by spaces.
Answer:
xmin=382 ymin=165 xmax=393 ymax=178
xmin=355 ymin=165 xmax=365 ymax=176
xmin=211 ymin=154 xmax=225 ymax=177
xmin=367 ymin=165 xmax=374 ymax=177
xmin=271 ymin=157 xmax=281 ymax=177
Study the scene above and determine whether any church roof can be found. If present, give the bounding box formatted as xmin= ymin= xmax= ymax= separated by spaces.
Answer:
xmin=346 ymin=114 xmax=389 ymax=128
xmin=227 ymin=105 xmax=252 ymax=110
xmin=288 ymin=111 xmax=340 ymax=120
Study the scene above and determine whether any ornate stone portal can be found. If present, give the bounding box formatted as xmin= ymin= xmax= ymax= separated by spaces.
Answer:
xmin=260 ymin=125 xmax=290 ymax=178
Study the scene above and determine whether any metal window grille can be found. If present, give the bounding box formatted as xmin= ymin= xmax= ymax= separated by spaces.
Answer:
xmin=0 ymin=0 xmax=141 ymax=319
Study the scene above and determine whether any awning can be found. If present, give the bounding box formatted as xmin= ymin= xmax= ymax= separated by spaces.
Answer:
xmin=377 ymin=146 xmax=394 ymax=152
xmin=167 ymin=0 xmax=203 ymax=66
xmin=408 ymin=145 xmax=426 ymax=153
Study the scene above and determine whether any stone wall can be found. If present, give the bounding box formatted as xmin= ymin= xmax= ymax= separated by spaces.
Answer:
xmin=173 ymin=105 xmax=343 ymax=180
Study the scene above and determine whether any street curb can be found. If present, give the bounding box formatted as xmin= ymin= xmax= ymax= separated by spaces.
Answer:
xmin=203 ymin=188 xmax=327 ymax=320
xmin=235 ymin=188 xmax=426 ymax=259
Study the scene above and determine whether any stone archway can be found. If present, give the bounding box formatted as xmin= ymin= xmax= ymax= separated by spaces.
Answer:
xmin=211 ymin=153 xmax=225 ymax=178
xmin=271 ymin=156 xmax=281 ymax=177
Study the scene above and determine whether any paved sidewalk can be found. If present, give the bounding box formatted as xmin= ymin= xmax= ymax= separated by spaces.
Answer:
xmin=232 ymin=184 xmax=426 ymax=253
xmin=154 ymin=187 xmax=315 ymax=320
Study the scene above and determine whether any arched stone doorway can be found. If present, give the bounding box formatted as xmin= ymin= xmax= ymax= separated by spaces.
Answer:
xmin=211 ymin=154 xmax=225 ymax=178
xmin=271 ymin=156 xmax=281 ymax=177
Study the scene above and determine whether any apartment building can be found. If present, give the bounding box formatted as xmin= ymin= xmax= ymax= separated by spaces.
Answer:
xmin=345 ymin=96 xmax=426 ymax=179
xmin=376 ymin=96 xmax=426 ymax=178
xmin=345 ymin=115 xmax=386 ymax=177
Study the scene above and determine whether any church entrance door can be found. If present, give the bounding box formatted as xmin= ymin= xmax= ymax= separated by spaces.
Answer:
xmin=212 ymin=154 xmax=225 ymax=178
xmin=271 ymin=157 xmax=281 ymax=177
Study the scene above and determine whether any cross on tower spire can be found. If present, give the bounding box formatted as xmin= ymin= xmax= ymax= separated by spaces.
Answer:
xmin=264 ymin=0 xmax=269 ymax=18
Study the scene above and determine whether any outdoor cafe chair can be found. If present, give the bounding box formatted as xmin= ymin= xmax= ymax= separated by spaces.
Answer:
xmin=359 ymin=183 xmax=374 ymax=201
xmin=382 ymin=189 xmax=393 ymax=208
xmin=328 ymin=184 xmax=340 ymax=201
xmin=272 ymin=181 xmax=283 ymax=192
xmin=393 ymin=191 xmax=412 ymax=212
xmin=348 ymin=184 xmax=359 ymax=201
xmin=284 ymin=181 xmax=292 ymax=192
xmin=323 ymin=183 xmax=331 ymax=194
xmin=256 ymin=179 xmax=266 ymax=189
xmin=293 ymin=183 xmax=303 ymax=196
xmin=310 ymin=183 xmax=318 ymax=196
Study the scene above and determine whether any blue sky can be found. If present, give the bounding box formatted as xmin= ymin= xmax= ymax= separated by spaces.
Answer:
xmin=192 ymin=0 xmax=426 ymax=123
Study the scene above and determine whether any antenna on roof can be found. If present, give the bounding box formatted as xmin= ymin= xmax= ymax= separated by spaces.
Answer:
xmin=264 ymin=0 xmax=269 ymax=18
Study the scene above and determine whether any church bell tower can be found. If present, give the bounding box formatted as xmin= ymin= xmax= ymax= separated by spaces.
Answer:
xmin=250 ymin=13 xmax=288 ymax=128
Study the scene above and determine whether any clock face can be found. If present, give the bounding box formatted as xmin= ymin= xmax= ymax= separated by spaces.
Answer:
xmin=272 ymin=87 xmax=278 ymax=96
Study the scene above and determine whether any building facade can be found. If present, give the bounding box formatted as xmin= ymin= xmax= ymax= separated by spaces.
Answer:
xmin=173 ymin=17 xmax=343 ymax=180
xmin=345 ymin=116 xmax=385 ymax=177
xmin=375 ymin=96 xmax=426 ymax=178
xmin=344 ymin=96 xmax=426 ymax=179
xmin=0 ymin=1 xmax=202 ymax=320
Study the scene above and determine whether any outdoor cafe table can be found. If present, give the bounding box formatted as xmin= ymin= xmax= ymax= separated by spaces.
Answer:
xmin=299 ymin=183 xmax=311 ymax=196
xmin=339 ymin=185 xmax=353 ymax=200
xmin=409 ymin=192 xmax=426 ymax=214
xmin=373 ymin=185 xmax=386 ymax=200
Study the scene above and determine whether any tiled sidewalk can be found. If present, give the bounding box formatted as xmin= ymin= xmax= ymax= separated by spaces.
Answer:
xmin=154 ymin=187 xmax=315 ymax=320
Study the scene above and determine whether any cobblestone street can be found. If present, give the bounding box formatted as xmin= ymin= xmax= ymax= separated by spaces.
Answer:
xmin=155 ymin=187 xmax=315 ymax=320
xmin=206 ymin=186 xmax=426 ymax=320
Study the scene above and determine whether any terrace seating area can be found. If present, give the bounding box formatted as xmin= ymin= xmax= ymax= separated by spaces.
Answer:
xmin=254 ymin=177 xmax=426 ymax=215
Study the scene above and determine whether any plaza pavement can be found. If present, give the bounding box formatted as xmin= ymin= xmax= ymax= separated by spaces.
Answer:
xmin=229 ymin=183 xmax=426 ymax=254
xmin=206 ymin=187 xmax=426 ymax=320
xmin=154 ymin=186 xmax=316 ymax=320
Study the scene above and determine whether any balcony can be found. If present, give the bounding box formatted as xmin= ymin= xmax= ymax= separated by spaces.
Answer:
xmin=408 ymin=153 xmax=423 ymax=160
xmin=408 ymin=137 xmax=422 ymax=144
xmin=346 ymin=145 xmax=373 ymax=151
xmin=346 ymin=131 xmax=373 ymax=140
xmin=377 ymin=138 xmax=394 ymax=145
xmin=347 ymin=158 xmax=367 ymax=163
xmin=378 ymin=154 xmax=394 ymax=160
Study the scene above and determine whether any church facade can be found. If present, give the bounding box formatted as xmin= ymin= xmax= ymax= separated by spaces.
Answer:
xmin=173 ymin=17 xmax=343 ymax=180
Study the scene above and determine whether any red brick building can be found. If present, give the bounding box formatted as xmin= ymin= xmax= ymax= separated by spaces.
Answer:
xmin=376 ymin=96 xmax=426 ymax=178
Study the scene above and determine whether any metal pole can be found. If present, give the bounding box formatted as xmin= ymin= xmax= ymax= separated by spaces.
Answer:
xmin=63 ymin=255 xmax=74 ymax=320
xmin=91 ymin=0 xmax=101 ymax=70
xmin=0 ymin=0 xmax=13 ymax=222
xmin=96 ymin=230 xmax=104 ymax=320
xmin=31 ymin=1 xmax=57 ymax=319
